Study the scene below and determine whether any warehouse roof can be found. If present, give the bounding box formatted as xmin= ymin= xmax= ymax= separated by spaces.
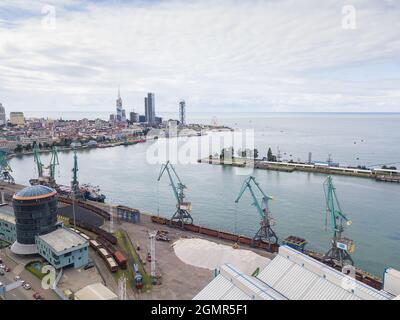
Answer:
xmin=14 ymin=185 xmax=57 ymax=201
xmin=38 ymin=227 xmax=87 ymax=254
xmin=194 ymin=264 xmax=287 ymax=300
xmin=194 ymin=246 xmax=394 ymax=300
xmin=74 ymin=283 xmax=118 ymax=300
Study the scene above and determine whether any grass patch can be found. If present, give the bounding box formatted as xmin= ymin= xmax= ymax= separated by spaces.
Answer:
xmin=0 ymin=240 xmax=10 ymax=249
xmin=25 ymin=260 xmax=48 ymax=280
xmin=114 ymin=230 xmax=152 ymax=291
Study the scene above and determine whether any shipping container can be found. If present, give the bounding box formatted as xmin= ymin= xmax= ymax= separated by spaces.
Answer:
xmin=113 ymin=251 xmax=128 ymax=269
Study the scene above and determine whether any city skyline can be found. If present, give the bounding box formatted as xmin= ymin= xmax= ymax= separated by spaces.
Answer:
xmin=0 ymin=0 xmax=399 ymax=114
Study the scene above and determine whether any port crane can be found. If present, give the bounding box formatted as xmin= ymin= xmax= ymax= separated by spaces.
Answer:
xmin=235 ymin=176 xmax=278 ymax=250
xmin=47 ymin=146 xmax=59 ymax=182
xmin=33 ymin=144 xmax=44 ymax=178
xmin=322 ymin=176 xmax=354 ymax=267
xmin=31 ymin=145 xmax=59 ymax=187
xmin=71 ymin=149 xmax=81 ymax=198
xmin=157 ymin=161 xmax=193 ymax=228
xmin=0 ymin=151 xmax=15 ymax=184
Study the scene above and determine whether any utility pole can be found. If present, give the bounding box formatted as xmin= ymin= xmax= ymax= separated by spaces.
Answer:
xmin=149 ymin=231 xmax=157 ymax=284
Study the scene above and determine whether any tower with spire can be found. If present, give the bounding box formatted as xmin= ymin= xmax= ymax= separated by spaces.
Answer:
xmin=116 ymin=87 xmax=123 ymax=121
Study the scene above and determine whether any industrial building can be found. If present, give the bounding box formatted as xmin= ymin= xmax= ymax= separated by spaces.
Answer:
xmin=36 ymin=227 xmax=88 ymax=269
xmin=0 ymin=205 xmax=16 ymax=243
xmin=0 ymin=185 xmax=89 ymax=269
xmin=194 ymin=245 xmax=400 ymax=300
xmin=74 ymin=283 xmax=118 ymax=300
xmin=11 ymin=185 xmax=58 ymax=255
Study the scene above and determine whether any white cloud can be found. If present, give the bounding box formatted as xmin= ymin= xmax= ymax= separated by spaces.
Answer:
xmin=0 ymin=0 xmax=399 ymax=114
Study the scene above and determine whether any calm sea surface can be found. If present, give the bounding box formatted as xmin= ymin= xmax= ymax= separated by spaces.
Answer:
xmin=9 ymin=113 xmax=400 ymax=276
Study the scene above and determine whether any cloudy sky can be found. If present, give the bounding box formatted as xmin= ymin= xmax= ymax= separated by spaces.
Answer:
xmin=0 ymin=0 xmax=399 ymax=115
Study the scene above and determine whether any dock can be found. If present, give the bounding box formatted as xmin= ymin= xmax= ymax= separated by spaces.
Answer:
xmin=198 ymin=157 xmax=400 ymax=182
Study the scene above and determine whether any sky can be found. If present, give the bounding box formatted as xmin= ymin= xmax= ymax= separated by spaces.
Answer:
xmin=0 ymin=0 xmax=400 ymax=115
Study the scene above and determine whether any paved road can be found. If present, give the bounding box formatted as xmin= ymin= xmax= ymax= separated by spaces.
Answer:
xmin=0 ymin=248 xmax=59 ymax=300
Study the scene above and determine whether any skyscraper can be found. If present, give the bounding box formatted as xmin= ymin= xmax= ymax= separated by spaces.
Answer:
xmin=179 ymin=100 xmax=186 ymax=126
xmin=145 ymin=93 xmax=155 ymax=125
xmin=0 ymin=103 xmax=6 ymax=126
xmin=116 ymin=87 xmax=124 ymax=122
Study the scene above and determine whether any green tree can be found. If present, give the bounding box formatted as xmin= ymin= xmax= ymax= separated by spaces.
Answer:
xmin=267 ymin=147 xmax=273 ymax=161
xmin=253 ymin=148 xmax=259 ymax=159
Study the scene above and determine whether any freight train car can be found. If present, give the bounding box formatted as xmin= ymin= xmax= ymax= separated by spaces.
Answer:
xmin=89 ymin=239 xmax=102 ymax=250
xmin=106 ymin=257 xmax=118 ymax=273
xmin=68 ymin=218 xmax=117 ymax=245
xmin=113 ymin=251 xmax=128 ymax=269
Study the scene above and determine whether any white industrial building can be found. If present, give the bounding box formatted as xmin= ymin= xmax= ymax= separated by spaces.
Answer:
xmin=74 ymin=283 xmax=118 ymax=300
xmin=194 ymin=245 xmax=400 ymax=300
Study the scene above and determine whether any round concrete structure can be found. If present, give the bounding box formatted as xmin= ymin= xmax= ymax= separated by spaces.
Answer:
xmin=12 ymin=185 xmax=58 ymax=246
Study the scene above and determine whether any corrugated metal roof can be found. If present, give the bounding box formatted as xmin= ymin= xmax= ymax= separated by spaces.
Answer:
xmin=194 ymin=274 xmax=236 ymax=300
xmin=273 ymin=263 xmax=319 ymax=300
xmin=193 ymin=245 xmax=392 ymax=301
xmin=301 ymin=277 xmax=359 ymax=300
xmin=221 ymin=286 xmax=252 ymax=300
xmin=257 ymin=255 xmax=294 ymax=287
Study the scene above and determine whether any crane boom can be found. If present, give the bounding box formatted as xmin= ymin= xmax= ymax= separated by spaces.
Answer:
xmin=158 ymin=161 xmax=181 ymax=203
xmin=322 ymin=176 xmax=354 ymax=267
xmin=33 ymin=144 xmax=43 ymax=177
xmin=48 ymin=146 xmax=59 ymax=180
xmin=157 ymin=161 xmax=193 ymax=228
xmin=235 ymin=176 xmax=277 ymax=250
xmin=235 ymin=176 xmax=273 ymax=220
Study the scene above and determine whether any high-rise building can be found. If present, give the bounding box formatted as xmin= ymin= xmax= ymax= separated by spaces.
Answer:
xmin=116 ymin=88 xmax=123 ymax=121
xmin=179 ymin=100 xmax=186 ymax=126
xmin=145 ymin=93 xmax=155 ymax=125
xmin=0 ymin=103 xmax=6 ymax=126
xmin=10 ymin=112 xmax=25 ymax=125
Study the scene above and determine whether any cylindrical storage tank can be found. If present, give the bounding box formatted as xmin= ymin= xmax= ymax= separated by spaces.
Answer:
xmin=12 ymin=185 xmax=58 ymax=245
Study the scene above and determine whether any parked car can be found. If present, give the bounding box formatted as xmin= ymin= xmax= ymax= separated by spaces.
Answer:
xmin=83 ymin=262 xmax=94 ymax=270
xmin=4 ymin=266 xmax=10 ymax=272
xmin=0 ymin=281 xmax=3 ymax=287
xmin=0 ymin=270 xmax=4 ymax=276
xmin=0 ymin=264 xmax=5 ymax=269
xmin=14 ymin=275 xmax=21 ymax=281
xmin=23 ymin=283 xmax=31 ymax=290
xmin=33 ymin=292 xmax=43 ymax=300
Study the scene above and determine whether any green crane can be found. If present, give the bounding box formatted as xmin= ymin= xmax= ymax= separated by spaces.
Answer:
xmin=322 ymin=176 xmax=354 ymax=267
xmin=157 ymin=161 xmax=193 ymax=228
xmin=0 ymin=151 xmax=15 ymax=184
xmin=33 ymin=144 xmax=43 ymax=177
xmin=235 ymin=176 xmax=278 ymax=250
xmin=48 ymin=146 xmax=59 ymax=181
xmin=71 ymin=149 xmax=80 ymax=197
